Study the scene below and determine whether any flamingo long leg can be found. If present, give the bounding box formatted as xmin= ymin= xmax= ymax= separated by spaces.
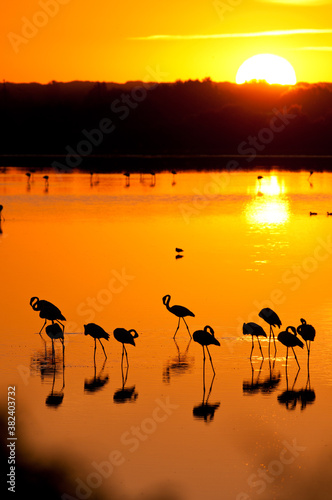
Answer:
xmin=206 ymin=346 xmax=215 ymax=375
xmin=250 ymin=337 xmax=254 ymax=358
xmin=173 ymin=318 xmax=181 ymax=338
xmin=257 ymin=337 xmax=264 ymax=359
xmin=182 ymin=317 xmax=192 ymax=338
xmin=123 ymin=345 xmax=129 ymax=366
xmin=292 ymin=347 xmax=300 ymax=369
xmin=98 ymin=338 xmax=107 ymax=359
xmin=38 ymin=319 xmax=47 ymax=335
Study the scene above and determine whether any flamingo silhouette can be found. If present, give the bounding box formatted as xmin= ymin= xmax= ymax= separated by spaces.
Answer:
xmin=193 ymin=325 xmax=220 ymax=374
xmin=113 ymin=328 xmax=139 ymax=366
xmin=45 ymin=322 xmax=65 ymax=364
xmin=123 ymin=172 xmax=130 ymax=186
xmin=43 ymin=175 xmax=49 ymax=186
xmin=243 ymin=322 xmax=267 ymax=359
xmin=258 ymin=307 xmax=281 ymax=354
xmin=84 ymin=323 xmax=109 ymax=359
xmin=30 ymin=297 xmax=66 ymax=336
xmin=162 ymin=294 xmax=195 ymax=338
xmin=297 ymin=318 xmax=315 ymax=361
xmin=277 ymin=326 xmax=304 ymax=368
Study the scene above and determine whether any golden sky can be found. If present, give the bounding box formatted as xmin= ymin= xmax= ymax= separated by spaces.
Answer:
xmin=2 ymin=0 xmax=332 ymax=83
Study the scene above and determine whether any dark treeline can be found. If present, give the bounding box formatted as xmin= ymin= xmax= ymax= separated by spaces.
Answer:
xmin=1 ymin=79 xmax=332 ymax=163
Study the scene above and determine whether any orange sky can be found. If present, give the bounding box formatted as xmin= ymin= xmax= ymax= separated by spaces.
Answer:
xmin=1 ymin=0 xmax=332 ymax=83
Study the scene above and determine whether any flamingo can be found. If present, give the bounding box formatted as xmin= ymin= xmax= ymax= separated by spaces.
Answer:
xmin=45 ymin=322 xmax=65 ymax=362
xmin=30 ymin=297 xmax=66 ymax=336
xmin=243 ymin=322 xmax=267 ymax=359
xmin=193 ymin=325 xmax=220 ymax=374
xmin=297 ymin=318 xmax=315 ymax=359
xmin=84 ymin=323 xmax=109 ymax=359
xmin=258 ymin=307 xmax=281 ymax=354
xmin=171 ymin=170 xmax=177 ymax=185
xmin=162 ymin=295 xmax=195 ymax=338
xmin=277 ymin=326 xmax=304 ymax=368
xmin=113 ymin=328 xmax=139 ymax=366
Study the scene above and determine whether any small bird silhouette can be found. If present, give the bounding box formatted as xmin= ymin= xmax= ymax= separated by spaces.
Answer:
xmin=278 ymin=326 xmax=304 ymax=368
xmin=123 ymin=172 xmax=130 ymax=186
xmin=175 ymin=248 xmax=184 ymax=253
xmin=162 ymin=295 xmax=195 ymax=338
xmin=84 ymin=323 xmax=109 ymax=359
xmin=193 ymin=325 xmax=220 ymax=374
xmin=258 ymin=307 xmax=281 ymax=354
xmin=310 ymin=212 xmax=318 ymax=216
xmin=113 ymin=328 xmax=139 ymax=366
xmin=30 ymin=297 xmax=66 ymax=336
xmin=243 ymin=322 xmax=267 ymax=359
xmin=297 ymin=318 xmax=315 ymax=359
xmin=327 ymin=212 xmax=332 ymax=216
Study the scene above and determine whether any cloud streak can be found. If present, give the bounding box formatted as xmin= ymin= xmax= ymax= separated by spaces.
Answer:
xmin=129 ymin=29 xmax=332 ymax=41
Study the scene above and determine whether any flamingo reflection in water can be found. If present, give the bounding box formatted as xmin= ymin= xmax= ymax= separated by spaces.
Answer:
xmin=243 ymin=322 xmax=267 ymax=359
xmin=84 ymin=358 xmax=109 ymax=394
xmin=163 ymin=338 xmax=193 ymax=383
xmin=113 ymin=328 xmax=139 ymax=367
xmin=113 ymin=362 xmax=138 ymax=404
xmin=243 ymin=358 xmax=281 ymax=396
xmin=45 ymin=364 xmax=65 ymax=408
xmin=84 ymin=323 xmax=109 ymax=359
xmin=162 ymin=294 xmax=195 ymax=339
xmin=193 ymin=369 xmax=220 ymax=423
xmin=30 ymin=297 xmax=66 ymax=337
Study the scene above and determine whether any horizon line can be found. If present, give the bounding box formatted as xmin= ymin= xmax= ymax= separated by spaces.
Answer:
xmin=129 ymin=29 xmax=332 ymax=41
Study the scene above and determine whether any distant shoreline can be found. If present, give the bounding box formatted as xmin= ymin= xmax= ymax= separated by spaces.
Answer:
xmin=0 ymin=154 xmax=331 ymax=172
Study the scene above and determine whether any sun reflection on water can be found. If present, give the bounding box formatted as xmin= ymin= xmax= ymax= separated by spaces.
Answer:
xmin=246 ymin=175 xmax=290 ymax=227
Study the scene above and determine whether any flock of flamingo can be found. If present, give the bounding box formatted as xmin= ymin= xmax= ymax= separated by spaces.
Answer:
xmin=29 ymin=295 xmax=315 ymax=372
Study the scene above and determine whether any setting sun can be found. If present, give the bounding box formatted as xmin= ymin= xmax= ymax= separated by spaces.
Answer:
xmin=236 ymin=54 xmax=297 ymax=85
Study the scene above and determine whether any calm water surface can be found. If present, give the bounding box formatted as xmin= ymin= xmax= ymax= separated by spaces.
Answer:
xmin=1 ymin=168 xmax=332 ymax=500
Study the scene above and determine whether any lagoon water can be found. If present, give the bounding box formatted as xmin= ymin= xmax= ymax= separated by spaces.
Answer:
xmin=1 ymin=168 xmax=332 ymax=500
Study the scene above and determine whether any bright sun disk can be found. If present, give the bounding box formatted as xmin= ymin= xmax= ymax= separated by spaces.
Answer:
xmin=236 ymin=54 xmax=297 ymax=85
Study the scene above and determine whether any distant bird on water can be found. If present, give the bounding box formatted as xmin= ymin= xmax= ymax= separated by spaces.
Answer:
xmin=0 ymin=204 xmax=4 ymax=221
xmin=297 ymin=318 xmax=315 ymax=358
xmin=175 ymin=248 xmax=183 ymax=253
xmin=162 ymin=294 xmax=195 ymax=338
xmin=193 ymin=325 xmax=220 ymax=374
xmin=327 ymin=212 xmax=332 ymax=216
xmin=43 ymin=175 xmax=49 ymax=187
xmin=30 ymin=297 xmax=66 ymax=336
xmin=113 ymin=328 xmax=139 ymax=365
xmin=278 ymin=326 xmax=304 ymax=368
xmin=243 ymin=322 xmax=267 ymax=359
xmin=123 ymin=172 xmax=130 ymax=186
xmin=84 ymin=323 xmax=109 ymax=359
xmin=308 ymin=170 xmax=314 ymax=180
xmin=310 ymin=212 xmax=318 ymax=216
xmin=258 ymin=307 xmax=281 ymax=353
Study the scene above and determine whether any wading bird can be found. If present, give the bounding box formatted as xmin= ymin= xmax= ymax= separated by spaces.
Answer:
xmin=297 ymin=318 xmax=316 ymax=359
xmin=193 ymin=325 xmax=220 ymax=374
xmin=277 ymin=326 xmax=304 ymax=368
xmin=45 ymin=322 xmax=65 ymax=362
xmin=113 ymin=328 xmax=139 ymax=366
xmin=243 ymin=322 xmax=267 ymax=359
xmin=162 ymin=295 xmax=195 ymax=338
xmin=123 ymin=172 xmax=130 ymax=186
xmin=30 ymin=297 xmax=66 ymax=336
xmin=84 ymin=323 xmax=109 ymax=359
xmin=43 ymin=175 xmax=49 ymax=186
xmin=258 ymin=307 xmax=281 ymax=353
